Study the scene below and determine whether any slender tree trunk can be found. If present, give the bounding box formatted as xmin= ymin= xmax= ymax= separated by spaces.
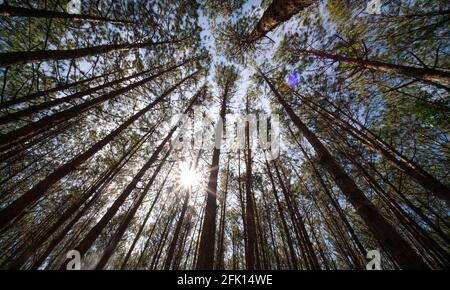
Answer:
xmin=246 ymin=0 xmax=316 ymax=43
xmin=134 ymin=193 xmax=171 ymax=269
xmin=237 ymin=151 xmax=248 ymax=264
xmin=0 ymin=37 xmax=188 ymax=66
xmin=261 ymin=72 xmax=428 ymax=269
xmin=289 ymin=128 xmax=367 ymax=259
xmin=149 ymin=205 xmax=179 ymax=269
xmin=231 ymin=229 xmax=238 ymax=269
xmin=255 ymin=206 xmax=266 ymax=268
xmin=0 ymin=4 xmax=136 ymax=25
xmin=173 ymin=219 xmax=192 ymax=270
xmin=303 ymin=208 xmax=331 ymax=270
xmin=165 ymin=150 xmax=204 ymax=270
xmin=273 ymin=161 xmax=320 ymax=269
xmin=180 ymin=198 xmax=200 ymax=269
xmin=244 ymin=97 xmax=259 ymax=270
xmin=196 ymin=75 xmax=232 ymax=269
xmin=163 ymin=188 xmax=190 ymax=270
xmin=196 ymin=137 xmax=221 ymax=269
xmin=260 ymin=186 xmax=281 ymax=270
xmin=191 ymin=205 xmax=205 ymax=269
xmin=216 ymin=157 xmax=230 ymax=270
xmin=298 ymin=49 xmax=450 ymax=85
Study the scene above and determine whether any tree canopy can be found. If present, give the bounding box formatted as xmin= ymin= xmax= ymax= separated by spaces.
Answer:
xmin=0 ymin=0 xmax=448 ymax=270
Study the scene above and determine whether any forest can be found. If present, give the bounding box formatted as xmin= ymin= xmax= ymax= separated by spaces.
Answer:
xmin=0 ymin=0 xmax=449 ymax=270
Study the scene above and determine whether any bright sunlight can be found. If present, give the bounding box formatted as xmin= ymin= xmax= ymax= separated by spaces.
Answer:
xmin=177 ymin=162 xmax=201 ymax=189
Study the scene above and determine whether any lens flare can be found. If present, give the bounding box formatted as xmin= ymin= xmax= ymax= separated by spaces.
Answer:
xmin=287 ymin=71 xmax=301 ymax=87
xmin=177 ymin=162 xmax=201 ymax=188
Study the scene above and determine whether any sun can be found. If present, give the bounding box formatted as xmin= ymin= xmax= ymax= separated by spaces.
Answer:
xmin=177 ymin=162 xmax=201 ymax=189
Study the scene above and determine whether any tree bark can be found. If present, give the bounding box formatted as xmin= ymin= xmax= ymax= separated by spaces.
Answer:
xmin=196 ymin=75 xmax=232 ymax=269
xmin=0 ymin=38 xmax=187 ymax=66
xmin=298 ymin=49 xmax=450 ymax=85
xmin=246 ymin=0 xmax=316 ymax=43
xmin=244 ymin=96 xmax=258 ymax=270
xmin=0 ymin=4 xmax=136 ymax=25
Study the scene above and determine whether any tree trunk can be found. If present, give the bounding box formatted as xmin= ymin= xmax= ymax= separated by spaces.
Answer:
xmin=0 ymin=4 xmax=136 ymax=25
xmin=244 ymin=96 xmax=258 ymax=270
xmin=196 ymin=76 xmax=231 ymax=269
xmin=134 ymin=193 xmax=172 ymax=269
xmin=289 ymin=128 xmax=367 ymax=259
xmin=149 ymin=204 xmax=179 ymax=269
xmin=0 ymin=38 xmax=188 ymax=66
xmin=163 ymin=189 xmax=190 ymax=270
xmin=237 ymin=151 xmax=248 ymax=264
xmin=196 ymin=137 xmax=221 ymax=269
xmin=216 ymin=157 xmax=230 ymax=270
xmin=298 ymin=49 xmax=450 ymax=85
xmin=260 ymin=185 xmax=281 ymax=269
xmin=246 ymin=0 xmax=316 ymax=43
xmin=273 ymin=161 xmax=320 ymax=269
